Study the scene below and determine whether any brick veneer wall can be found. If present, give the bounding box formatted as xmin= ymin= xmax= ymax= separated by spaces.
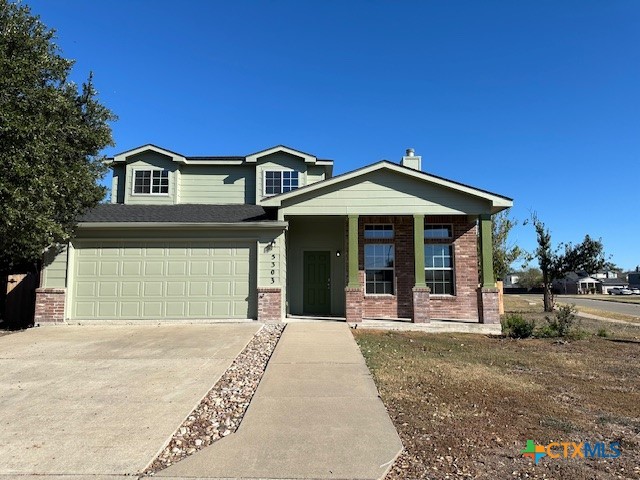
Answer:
xmin=345 ymin=287 xmax=363 ymax=322
xmin=34 ymin=288 xmax=66 ymax=323
xmin=478 ymin=287 xmax=500 ymax=324
xmin=428 ymin=216 xmax=479 ymax=320
xmin=344 ymin=215 xmax=480 ymax=321
xmin=257 ymin=287 xmax=282 ymax=323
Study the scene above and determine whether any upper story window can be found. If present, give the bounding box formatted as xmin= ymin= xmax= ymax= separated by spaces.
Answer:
xmin=133 ymin=169 xmax=169 ymax=195
xmin=424 ymin=224 xmax=452 ymax=239
xmin=265 ymin=170 xmax=299 ymax=196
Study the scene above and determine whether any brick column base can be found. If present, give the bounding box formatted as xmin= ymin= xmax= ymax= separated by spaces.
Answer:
xmin=478 ymin=287 xmax=500 ymax=324
xmin=345 ymin=286 xmax=363 ymax=323
xmin=412 ymin=286 xmax=431 ymax=323
xmin=34 ymin=288 xmax=66 ymax=324
xmin=257 ymin=287 xmax=282 ymax=323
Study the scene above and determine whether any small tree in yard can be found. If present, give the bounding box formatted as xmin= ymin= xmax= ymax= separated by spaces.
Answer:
xmin=531 ymin=214 xmax=607 ymax=312
xmin=0 ymin=0 xmax=115 ymax=278
xmin=491 ymin=210 xmax=523 ymax=281
xmin=517 ymin=267 xmax=543 ymax=290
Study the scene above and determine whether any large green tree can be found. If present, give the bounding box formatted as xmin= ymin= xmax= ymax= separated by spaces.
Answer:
xmin=531 ymin=214 xmax=607 ymax=311
xmin=0 ymin=0 xmax=115 ymax=275
xmin=492 ymin=210 xmax=523 ymax=281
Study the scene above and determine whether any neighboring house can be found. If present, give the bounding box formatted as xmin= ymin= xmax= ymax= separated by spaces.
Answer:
xmin=553 ymin=272 xmax=600 ymax=295
xmin=503 ymin=273 xmax=520 ymax=287
xmin=35 ymin=145 xmax=513 ymax=325
xmin=598 ymin=277 xmax=629 ymax=295
xmin=592 ymin=270 xmax=619 ymax=280
xmin=628 ymin=271 xmax=640 ymax=289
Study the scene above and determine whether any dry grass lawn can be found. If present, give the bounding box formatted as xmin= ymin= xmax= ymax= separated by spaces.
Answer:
xmin=353 ymin=298 xmax=640 ymax=479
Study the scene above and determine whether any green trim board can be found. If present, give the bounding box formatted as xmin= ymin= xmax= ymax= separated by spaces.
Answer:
xmin=413 ymin=215 xmax=426 ymax=287
xmin=479 ymin=214 xmax=495 ymax=287
xmin=347 ymin=215 xmax=360 ymax=287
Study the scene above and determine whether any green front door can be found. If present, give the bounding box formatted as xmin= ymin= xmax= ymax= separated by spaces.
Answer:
xmin=303 ymin=251 xmax=331 ymax=315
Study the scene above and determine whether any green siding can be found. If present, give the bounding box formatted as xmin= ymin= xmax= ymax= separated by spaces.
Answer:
xmin=287 ymin=217 xmax=345 ymax=316
xmin=279 ymin=169 xmax=493 ymax=216
xmin=123 ymin=152 xmax=178 ymax=205
xmin=41 ymin=245 xmax=68 ymax=288
xmin=179 ymin=165 xmax=255 ymax=204
xmin=111 ymin=164 xmax=126 ymax=203
xmin=256 ymin=152 xmax=309 ymax=201
xmin=306 ymin=165 xmax=326 ymax=184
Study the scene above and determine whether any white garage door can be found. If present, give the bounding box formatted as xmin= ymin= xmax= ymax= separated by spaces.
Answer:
xmin=70 ymin=241 xmax=255 ymax=320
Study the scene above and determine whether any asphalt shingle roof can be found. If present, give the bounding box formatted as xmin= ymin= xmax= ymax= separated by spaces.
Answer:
xmin=78 ymin=204 xmax=271 ymax=223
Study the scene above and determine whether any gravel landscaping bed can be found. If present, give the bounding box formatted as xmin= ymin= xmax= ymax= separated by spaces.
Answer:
xmin=142 ymin=323 xmax=285 ymax=476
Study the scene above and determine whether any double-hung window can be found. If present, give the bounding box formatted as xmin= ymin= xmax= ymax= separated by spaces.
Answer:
xmin=424 ymin=224 xmax=454 ymax=295
xmin=133 ymin=169 xmax=169 ymax=194
xmin=364 ymin=224 xmax=394 ymax=294
xmin=264 ymin=171 xmax=299 ymax=195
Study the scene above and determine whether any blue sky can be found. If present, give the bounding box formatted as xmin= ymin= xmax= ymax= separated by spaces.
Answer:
xmin=26 ymin=0 xmax=640 ymax=270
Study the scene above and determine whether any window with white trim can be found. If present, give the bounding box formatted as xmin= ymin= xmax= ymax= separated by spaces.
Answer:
xmin=264 ymin=170 xmax=299 ymax=195
xmin=425 ymin=244 xmax=454 ymax=295
xmin=364 ymin=224 xmax=394 ymax=239
xmin=365 ymin=244 xmax=395 ymax=294
xmin=133 ymin=169 xmax=169 ymax=194
xmin=424 ymin=224 xmax=452 ymax=239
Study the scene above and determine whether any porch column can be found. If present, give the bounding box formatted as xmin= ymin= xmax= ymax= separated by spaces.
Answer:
xmin=478 ymin=214 xmax=499 ymax=324
xmin=412 ymin=214 xmax=430 ymax=323
xmin=479 ymin=214 xmax=495 ymax=287
xmin=345 ymin=215 xmax=363 ymax=323
xmin=347 ymin=215 xmax=360 ymax=288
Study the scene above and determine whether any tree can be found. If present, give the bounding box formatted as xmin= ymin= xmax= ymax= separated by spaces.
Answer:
xmin=517 ymin=267 xmax=543 ymax=289
xmin=0 ymin=0 xmax=115 ymax=275
xmin=492 ymin=210 xmax=523 ymax=281
xmin=531 ymin=214 xmax=607 ymax=312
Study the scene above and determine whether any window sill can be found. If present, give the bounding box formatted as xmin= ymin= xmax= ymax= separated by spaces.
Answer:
xmin=430 ymin=294 xmax=457 ymax=299
xmin=131 ymin=193 xmax=170 ymax=196
xmin=364 ymin=294 xmax=396 ymax=297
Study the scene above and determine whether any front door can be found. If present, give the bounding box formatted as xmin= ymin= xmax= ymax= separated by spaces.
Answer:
xmin=303 ymin=251 xmax=331 ymax=315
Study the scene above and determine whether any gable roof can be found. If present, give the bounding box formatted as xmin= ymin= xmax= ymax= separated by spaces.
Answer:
xmin=246 ymin=145 xmax=332 ymax=165
xmin=261 ymin=160 xmax=513 ymax=212
xmin=107 ymin=144 xmax=333 ymax=167
xmin=111 ymin=144 xmax=187 ymax=164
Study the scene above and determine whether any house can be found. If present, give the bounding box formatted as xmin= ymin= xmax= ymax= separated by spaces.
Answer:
xmin=35 ymin=145 xmax=513 ymax=325
xmin=553 ymin=272 xmax=599 ymax=294
xmin=598 ymin=277 xmax=629 ymax=295
xmin=503 ymin=273 xmax=520 ymax=288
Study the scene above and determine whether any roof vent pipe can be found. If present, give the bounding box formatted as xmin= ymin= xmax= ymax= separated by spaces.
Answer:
xmin=401 ymin=148 xmax=422 ymax=171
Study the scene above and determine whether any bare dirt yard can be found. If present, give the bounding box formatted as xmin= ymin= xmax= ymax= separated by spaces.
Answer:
xmin=353 ymin=297 xmax=639 ymax=479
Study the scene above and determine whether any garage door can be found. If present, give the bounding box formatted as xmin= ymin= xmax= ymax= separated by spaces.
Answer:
xmin=70 ymin=241 xmax=255 ymax=320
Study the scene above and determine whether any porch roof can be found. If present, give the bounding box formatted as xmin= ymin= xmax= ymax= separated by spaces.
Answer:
xmin=262 ymin=161 xmax=513 ymax=216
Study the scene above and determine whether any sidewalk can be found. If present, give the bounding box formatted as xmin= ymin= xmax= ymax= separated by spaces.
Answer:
xmin=157 ymin=322 xmax=403 ymax=480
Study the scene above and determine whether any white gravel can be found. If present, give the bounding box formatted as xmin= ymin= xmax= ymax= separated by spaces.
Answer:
xmin=143 ymin=323 xmax=285 ymax=475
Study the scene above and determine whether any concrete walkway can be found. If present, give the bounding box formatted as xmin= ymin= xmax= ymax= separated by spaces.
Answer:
xmin=157 ymin=322 xmax=403 ymax=480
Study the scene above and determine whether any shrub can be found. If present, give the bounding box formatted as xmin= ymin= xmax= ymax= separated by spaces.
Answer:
xmin=538 ymin=304 xmax=578 ymax=338
xmin=597 ymin=328 xmax=609 ymax=338
xmin=501 ymin=314 xmax=535 ymax=339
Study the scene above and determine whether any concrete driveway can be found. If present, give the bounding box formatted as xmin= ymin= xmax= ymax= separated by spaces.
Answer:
xmin=0 ymin=323 xmax=260 ymax=478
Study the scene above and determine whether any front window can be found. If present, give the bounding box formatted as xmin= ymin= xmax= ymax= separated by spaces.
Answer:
xmin=133 ymin=169 xmax=169 ymax=194
xmin=425 ymin=224 xmax=452 ymax=239
xmin=365 ymin=244 xmax=395 ymax=294
xmin=425 ymin=244 xmax=454 ymax=294
xmin=265 ymin=170 xmax=299 ymax=195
